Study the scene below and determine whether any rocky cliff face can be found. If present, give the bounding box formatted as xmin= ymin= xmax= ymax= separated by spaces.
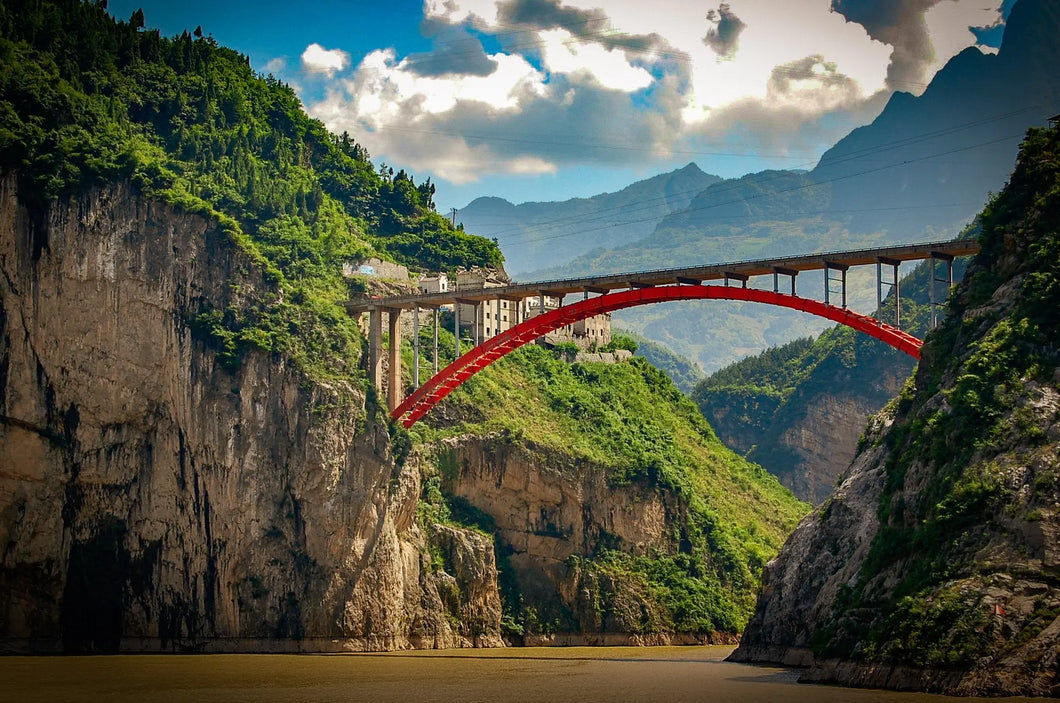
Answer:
xmin=730 ymin=127 xmax=1060 ymax=697
xmin=749 ymin=351 xmax=910 ymax=505
xmin=0 ymin=177 xmax=502 ymax=652
xmin=427 ymin=434 xmax=736 ymax=645
xmin=699 ymin=332 xmax=913 ymax=506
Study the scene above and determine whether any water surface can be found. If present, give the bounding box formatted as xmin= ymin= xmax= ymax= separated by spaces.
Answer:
xmin=1 ymin=646 xmax=1041 ymax=703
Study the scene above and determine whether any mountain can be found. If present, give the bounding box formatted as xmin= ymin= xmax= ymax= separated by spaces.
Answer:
xmin=730 ymin=124 xmax=1060 ymax=697
xmin=512 ymin=0 xmax=1060 ymax=372
xmin=457 ymin=163 xmax=720 ymax=276
xmin=0 ymin=0 xmax=807 ymax=653
xmin=694 ymin=254 xmax=969 ymax=505
xmin=0 ymin=0 xmax=508 ymax=652
xmin=815 ymin=0 xmax=1060 ymax=236
xmin=413 ymin=342 xmax=807 ymax=641
xmin=619 ymin=330 xmax=704 ymax=395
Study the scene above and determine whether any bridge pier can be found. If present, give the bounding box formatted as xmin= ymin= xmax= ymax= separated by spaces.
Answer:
xmin=724 ymin=272 xmax=749 ymax=288
xmin=825 ymin=262 xmax=849 ymax=308
xmin=433 ymin=308 xmax=439 ymax=375
xmin=413 ymin=306 xmax=420 ymax=389
xmin=773 ymin=267 xmax=798 ymax=295
xmin=929 ymin=252 xmax=955 ymax=328
xmin=453 ymin=300 xmax=461 ymax=358
xmin=876 ymin=257 xmax=901 ymax=327
xmin=369 ymin=307 xmax=384 ymax=393
xmin=388 ymin=308 xmax=403 ymax=412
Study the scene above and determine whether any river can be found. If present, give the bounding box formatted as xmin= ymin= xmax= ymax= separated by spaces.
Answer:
xmin=0 ymin=646 xmax=1041 ymax=703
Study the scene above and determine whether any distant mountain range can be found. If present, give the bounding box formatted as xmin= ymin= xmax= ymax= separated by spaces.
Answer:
xmin=458 ymin=0 xmax=1060 ymax=372
xmin=457 ymin=163 xmax=719 ymax=276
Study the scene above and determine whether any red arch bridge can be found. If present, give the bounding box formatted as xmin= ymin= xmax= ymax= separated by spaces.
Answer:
xmin=345 ymin=239 xmax=979 ymax=428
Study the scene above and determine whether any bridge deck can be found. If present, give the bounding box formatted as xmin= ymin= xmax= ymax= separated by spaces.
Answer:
xmin=346 ymin=238 xmax=980 ymax=313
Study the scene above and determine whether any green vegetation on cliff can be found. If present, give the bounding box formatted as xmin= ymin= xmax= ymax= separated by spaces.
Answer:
xmin=811 ymin=125 xmax=1060 ymax=672
xmin=611 ymin=330 xmax=704 ymax=394
xmin=1 ymin=0 xmax=809 ymax=646
xmin=0 ymin=0 xmax=501 ymax=378
xmin=414 ymin=345 xmax=808 ymax=637
xmin=693 ymin=245 xmax=971 ymax=503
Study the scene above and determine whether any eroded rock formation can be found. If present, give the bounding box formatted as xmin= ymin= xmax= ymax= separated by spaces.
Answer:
xmin=0 ymin=178 xmax=502 ymax=652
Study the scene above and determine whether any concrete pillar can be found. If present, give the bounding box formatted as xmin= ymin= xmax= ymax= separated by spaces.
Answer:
xmin=433 ymin=308 xmax=439 ymax=375
xmin=473 ymin=303 xmax=480 ymax=346
xmin=413 ymin=306 xmax=420 ymax=389
xmin=929 ymin=252 xmax=955 ymax=328
xmin=876 ymin=257 xmax=901 ymax=327
xmin=825 ymin=263 xmax=849 ymax=308
xmin=454 ymin=301 xmax=460 ymax=358
xmin=369 ymin=307 xmax=383 ymax=393
xmin=388 ymin=309 xmax=402 ymax=412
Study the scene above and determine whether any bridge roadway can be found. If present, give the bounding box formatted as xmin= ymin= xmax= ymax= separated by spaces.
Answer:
xmin=345 ymin=237 xmax=981 ymax=425
xmin=345 ymin=238 xmax=980 ymax=313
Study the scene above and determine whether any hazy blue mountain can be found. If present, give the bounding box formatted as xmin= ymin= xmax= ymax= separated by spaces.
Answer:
xmin=816 ymin=0 xmax=1060 ymax=237
xmin=517 ymin=0 xmax=1060 ymax=371
xmin=457 ymin=163 xmax=720 ymax=276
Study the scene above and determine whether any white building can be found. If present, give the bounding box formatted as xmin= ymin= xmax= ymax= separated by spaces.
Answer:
xmin=418 ymin=272 xmax=449 ymax=294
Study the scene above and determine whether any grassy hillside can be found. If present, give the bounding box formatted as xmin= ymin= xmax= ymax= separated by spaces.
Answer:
xmin=0 ymin=0 xmax=501 ymax=380
xmin=2 ymin=0 xmax=810 ymax=643
xmin=411 ymin=341 xmax=808 ymax=635
xmin=611 ymin=330 xmax=704 ymax=395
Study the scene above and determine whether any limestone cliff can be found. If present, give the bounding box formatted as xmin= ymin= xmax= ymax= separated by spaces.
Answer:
xmin=712 ymin=338 xmax=909 ymax=505
xmin=0 ymin=177 xmax=502 ymax=652
xmin=730 ymin=127 xmax=1060 ymax=697
xmin=417 ymin=433 xmax=761 ymax=645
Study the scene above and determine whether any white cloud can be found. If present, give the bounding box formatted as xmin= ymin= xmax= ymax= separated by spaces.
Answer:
xmin=301 ymin=43 xmax=350 ymax=76
xmin=538 ymin=28 xmax=654 ymax=91
xmin=924 ymin=0 xmax=1005 ymax=73
xmin=302 ymin=0 xmax=998 ymax=185
xmin=263 ymin=56 xmax=287 ymax=75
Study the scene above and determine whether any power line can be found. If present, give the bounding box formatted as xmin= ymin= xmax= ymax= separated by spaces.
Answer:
xmin=488 ymin=132 xmax=1023 ymax=251
xmin=455 ymin=105 xmax=1039 ymax=244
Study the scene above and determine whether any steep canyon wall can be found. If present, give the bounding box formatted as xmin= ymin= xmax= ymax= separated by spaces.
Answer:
xmin=0 ymin=178 xmax=502 ymax=652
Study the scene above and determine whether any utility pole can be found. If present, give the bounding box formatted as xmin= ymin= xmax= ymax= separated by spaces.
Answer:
xmin=449 ymin=208 xmax=458 ymax=226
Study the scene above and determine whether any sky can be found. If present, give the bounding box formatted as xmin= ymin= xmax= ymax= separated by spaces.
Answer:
xmin=108 ymin=0 xmax=1014 ymax=212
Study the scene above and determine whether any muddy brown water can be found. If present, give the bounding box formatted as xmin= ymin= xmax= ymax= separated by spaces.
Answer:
xmin=0 ymin=646 xmax=1042 ymax=703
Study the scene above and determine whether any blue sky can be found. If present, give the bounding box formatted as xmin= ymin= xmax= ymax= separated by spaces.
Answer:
xmin=108 ymin=0 xmax=1011 ymax=212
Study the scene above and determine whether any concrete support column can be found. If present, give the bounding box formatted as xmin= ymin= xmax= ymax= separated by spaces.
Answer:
xmin=773 ymin=267 xmax=797 ymax=295
xmin=929 ymin=252 xmax=955 ymax=328
xmin=433 ymin=308 xmax=439 ymax=375
xmin=454 ymin=301 xmax=460 ymax=358
xmin=825 ymin=262 xmax=849 ymax=308
xmin=876 ymin=257 xmax=901 ymax=327
xmin=388 ymin=309 xmax=402 ymax=412
xmin=369 ymin=307 xmax=383 ymax=393
xmin=413 ymin=306 xmax=420 ymax=389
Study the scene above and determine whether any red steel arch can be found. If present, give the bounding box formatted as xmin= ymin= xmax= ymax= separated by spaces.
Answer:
xmin=391 ymin=285 xmax=922 ymax=428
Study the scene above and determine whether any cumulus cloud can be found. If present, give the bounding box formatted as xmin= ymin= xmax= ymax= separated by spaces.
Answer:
xmin=301 ymin=43 xmax=350 ymax=76
xmin=263 ymin=56 xmax=287 ymax=76
xmin=538 ymin=28 xmax=654 ymax=91
xmin=703 ymin=3 xmax=747 ymax=59
xmin=301 ymin=0 xmax=1002 ymax=185
xmin=404 ymin=25 xmax=498 ymax=77
xmin=768 ymin=55 xmax=862 ymax=112
xmin=830 ymin=0 xmax=1004 ymax=92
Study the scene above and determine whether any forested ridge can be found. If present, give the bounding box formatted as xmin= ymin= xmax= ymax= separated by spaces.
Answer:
xmin=0 ymin=0 xmax=502 ymax=377
xmin=0 ymin=0 xmax=813 ymax=647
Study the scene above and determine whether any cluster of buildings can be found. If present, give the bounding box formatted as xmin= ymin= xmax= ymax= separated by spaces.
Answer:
xmin=350 ymin=258 xmax=612 ymax=350
xmin=417 ymin=267 xmax=612 ymax=349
